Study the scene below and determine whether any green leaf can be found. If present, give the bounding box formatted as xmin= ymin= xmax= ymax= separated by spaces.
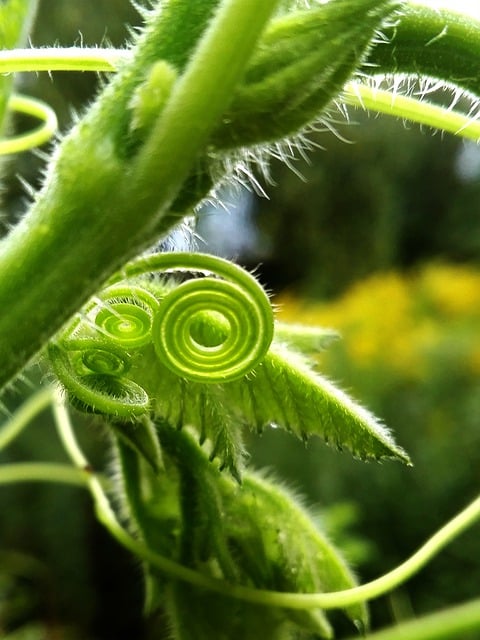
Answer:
xmin=152 ymin=428 xmax=366 ymax=639
xmin=228 ymin=342 xmax=411 ymax=464
xmin=222 ymin=472 xmax=368 ymax=634
xmin=147 ymin=325 xmax=409 ymax=471
xmin=53 ymin=322 xmax=409 ymax=474
xmin=50 ymin=266 xmax=409 ymax=473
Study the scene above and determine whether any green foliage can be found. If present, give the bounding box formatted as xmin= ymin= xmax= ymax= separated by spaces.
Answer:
xmin=0 ymin=1 xmax=479 ymax=640
xmin=119 ymin=428 xmax=367 ymax=639
xmin=274 ymin=263 xmax=480 ymax=615
xmin=48 ymin=251 xmax=408 ymax=479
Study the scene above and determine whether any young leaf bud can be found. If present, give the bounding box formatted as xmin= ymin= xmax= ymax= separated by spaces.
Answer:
xmin=129 ymin=60 xmax=178 ymax=135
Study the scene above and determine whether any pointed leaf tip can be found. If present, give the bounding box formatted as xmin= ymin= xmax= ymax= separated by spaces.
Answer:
xmin=229 ymin=342 xmax=411 ymax=465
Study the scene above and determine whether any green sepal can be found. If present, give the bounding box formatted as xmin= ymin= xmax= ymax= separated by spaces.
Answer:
xmin=211 ymin=0 xmax=400 ymax=148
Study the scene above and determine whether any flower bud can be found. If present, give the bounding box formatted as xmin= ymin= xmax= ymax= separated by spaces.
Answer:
xmin=211 ymin=0 xmax=401 ymax=149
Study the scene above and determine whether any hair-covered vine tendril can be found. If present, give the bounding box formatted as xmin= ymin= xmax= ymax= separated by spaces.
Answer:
xmin=48 ymin=252 xmax=274 ymax=416
xmin=0 ymin=94 xmax=58 ymax=155
xmin=92 ymin=284 xmax=160 ymax=348
xmin=114 ymin=252 xmax=274 ymax=383
xmin=49 ymin=344 xmax=149 ymax=418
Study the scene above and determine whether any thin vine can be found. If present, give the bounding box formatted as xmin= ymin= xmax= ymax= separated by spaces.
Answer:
xmin=0 ymin=389 xmax=479 ymax=620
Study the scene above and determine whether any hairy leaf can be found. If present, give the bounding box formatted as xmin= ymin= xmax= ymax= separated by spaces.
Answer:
xmin=50 ymin=258 xmax=410 ymax=475
xmin=152 ymin=428 xmax=366 ymax=639
xmin=228 ymin=342 xmax=411 ymax=465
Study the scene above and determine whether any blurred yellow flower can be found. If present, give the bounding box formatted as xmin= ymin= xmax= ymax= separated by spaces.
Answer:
xmin=418 ymin=264 xmax=480 ymax=318
xmin=275 ymin=263 xmax=480 ymax=381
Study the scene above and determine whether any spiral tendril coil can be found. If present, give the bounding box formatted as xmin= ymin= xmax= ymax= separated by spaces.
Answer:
xmin=115 ymin=252 xmax=274 ymax=383
xmin=93 ymin=285 xmax=159 ymax=348
xmin=0 ymin=94 xmax=57 ymax=155
xmin=49 ymin=252 xmax=274 ymax=416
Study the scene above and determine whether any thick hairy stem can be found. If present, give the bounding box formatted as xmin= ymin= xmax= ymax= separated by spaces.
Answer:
xmin=0 ymin=0 xmax=279 ymax=390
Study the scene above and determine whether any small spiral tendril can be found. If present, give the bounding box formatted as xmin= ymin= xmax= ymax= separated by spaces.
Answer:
xmin=60 ymin=338 xmax=131 ymax=376
xmin=48 ymin=344 xmax=149 ymax=418
xmin=49 ymin=252 xmax=274 ymax=415
xmin=81 ymin=349 xmax=128 ymax=376
xmin=114 ymin=252 xmax=274 ymax=383
xmin=93 ymin=285 xmax=159 ymax=348
xmin=0 ymin=94 xmax=57 ymax=155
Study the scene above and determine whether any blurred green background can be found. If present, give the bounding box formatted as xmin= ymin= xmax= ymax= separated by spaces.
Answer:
xmin=1 ymin=1 xmax=480 ymax=639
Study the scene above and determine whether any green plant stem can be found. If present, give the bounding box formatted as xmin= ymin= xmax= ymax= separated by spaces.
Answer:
xmin=348 ymin=597 xmax=480 ymax=640
xmin=0 ymin=462 xmax=89 ymax=487
xmin=0 ymin=386 xmax=54 ymax=451
xmin=126 ymin=0 xmax=280 ymax=212
xmin=0 ymin=47 xmax=128 ymax=73
xmin=365 ymin=3 xmax=480 ymax=97
xmin=51 ymin=390 xmax=480 ymax=613
xmin=343 ymin=81 xmax=480 ymax=141
xmin=0 ymin=0 xmax=280 ymax=390
xmin=1 ymin=47 xmax=479 ymax=146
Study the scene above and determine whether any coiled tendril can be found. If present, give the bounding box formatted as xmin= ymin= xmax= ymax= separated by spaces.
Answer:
xmin=49 ymin=342 xmax=149 ymax=418
xmin=49 ymin=252 xmax=274 ymax=416
xmin=0 ymin=94 xmax=57 ymax=155
xmin=113 ymin=252 xmax=274 ymax=383
xmin=93 ymin=285 xmax=159 ymax=348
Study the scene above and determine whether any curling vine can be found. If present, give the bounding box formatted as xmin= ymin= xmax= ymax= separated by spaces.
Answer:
xmin=48 ymin=252 xmax=274 ymax=415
